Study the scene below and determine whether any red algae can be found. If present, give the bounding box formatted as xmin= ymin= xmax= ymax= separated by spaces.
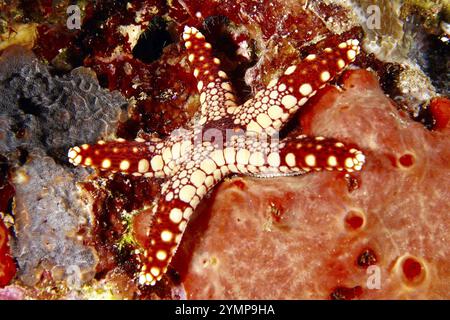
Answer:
xmin=0 ymin=157 xmax=16 ymax=287
xmin=429 ymin=97 xmax=450 ymax=131
xmin=0 ymin=220 xmax=15 ymax=288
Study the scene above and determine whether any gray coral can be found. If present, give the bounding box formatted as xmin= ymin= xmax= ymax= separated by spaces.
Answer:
xmin=0 ymin=46 xmax=127 ymax=286
xmin=0 ymin=46 xmax=127 ymax=162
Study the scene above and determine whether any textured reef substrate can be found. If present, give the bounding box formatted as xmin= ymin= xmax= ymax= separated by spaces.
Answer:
xmin=0 ymin=0 xmax=449 ymax=299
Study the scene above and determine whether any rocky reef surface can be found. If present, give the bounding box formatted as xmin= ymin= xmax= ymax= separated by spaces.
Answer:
xmin=0 ymin=0 xmax=448 ymax=299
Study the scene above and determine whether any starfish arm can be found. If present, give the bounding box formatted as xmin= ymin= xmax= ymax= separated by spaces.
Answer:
xmin=234 ymin=39 xmax=361 ymax=134
xmin=67 ymin=26 xmax=368 ymax=288
xmin=258 ymin=135 xmax=365 ymax=176
xmin=136 ymin=156 xmax=228 ymax=285
xmin=221 ymin=133 xmax=365 ymax=176
xmin=183 ymin=26 xmax=238 ymax=124
xmin=68 ymin=137 xmax=180 ymax=178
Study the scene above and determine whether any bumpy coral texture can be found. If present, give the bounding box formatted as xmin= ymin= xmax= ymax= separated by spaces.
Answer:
xmin=0 ymin=46 xmax=127 ymax=285
xmin=0 ymin=47 xmax=127 ymax=161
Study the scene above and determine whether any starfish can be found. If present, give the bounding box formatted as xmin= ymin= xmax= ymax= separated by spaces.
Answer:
xmin=68 ymin=26 xmax=365 ymax=285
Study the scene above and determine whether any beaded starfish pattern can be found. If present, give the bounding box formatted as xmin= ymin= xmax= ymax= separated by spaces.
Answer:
xmin=68 ymin=26 xmax=365 ymax=285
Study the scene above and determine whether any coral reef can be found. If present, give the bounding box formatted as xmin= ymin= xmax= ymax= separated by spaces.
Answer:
xmin=11 ymin=156 xmax=97 ymax=286
xmin=67 ymin=26 xmax=365 ymax=286
xmin=350 ymin=0 xmax=449 ymax=116
xmin=0 ymin=0 xmax=447 ymax=299
xmin=0 ymin=46 xmax=127 ymax=287
xmin=0 ymin=46 xmax=126 ymax=162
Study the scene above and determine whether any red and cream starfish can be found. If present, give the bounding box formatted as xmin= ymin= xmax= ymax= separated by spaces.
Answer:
xmin=68 ymin=26 xmax=365 ymax=285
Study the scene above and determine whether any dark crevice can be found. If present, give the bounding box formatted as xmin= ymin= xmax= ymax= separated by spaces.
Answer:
xmin=413 ymin=102 xmax=436 ymax=130
xmin=17 ymin=148 xmax=29 ymax=166
xmin=132 ymin=16 xmax=173 ymax=64
xmin=202 ymin=16 xmax=257 ymax=103
xmin=17 ymin=97 xmax=43 ymax=116
xmin=405 ymin=18 xmax=449 ymax=95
